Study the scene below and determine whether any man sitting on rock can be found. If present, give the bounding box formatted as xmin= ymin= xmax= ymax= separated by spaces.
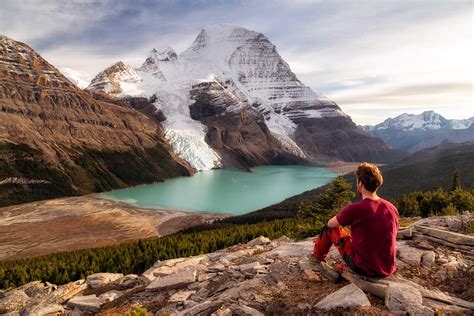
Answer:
xmin=312 ymin=162 xmax=399 ymax=277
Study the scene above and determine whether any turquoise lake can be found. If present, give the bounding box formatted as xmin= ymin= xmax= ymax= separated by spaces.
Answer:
xmin=102 ymin=165 xmax=336 ymax=215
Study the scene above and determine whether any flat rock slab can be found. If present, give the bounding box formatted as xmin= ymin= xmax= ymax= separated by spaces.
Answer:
xmin=143 ymin=255 xmax=208 ymax=281
xmin=396 ymin=241 xmax=425 ymax=266
xmin=146 ymin=268 xmax=197 ymax=291
xmin=238 ymin=261 xmax=266 ymax=274
xmin=169 ymin=290 xmax=196 ymax=303
xmin=247 ymin=236 xmax=271 ymax=247
xmin=66 ymin=294 xmax=101 ymax=312
xmin=0 ymin=290 xmax=31 ymax=313
xmin=342 ymin=269 xmax=474 ymax=311
xmin=178 ymin=300 xmax=224 ymax=316
xmin=25 ymin=303 xmax=64 ymax=315
xmin=86 ymin=272 xmax=123 ymax=288
xmin=220 ymin=249 xmax=257 ymax=262
xmin=44 ymin=279 xmax=87 ymax=304
xmin=230 ymin=303 xmax=264 ymax=315
xmin=412 ymin=214 xmax=473 ymax=232
xmin=265 ymin=240 xmax=313 ymax=259
xmin=315 ymin=284 xmax=371 ymax=310
xmin=98 ymin=290 xmax=123 ymax=304
xmin=416 ymin=225 xmax=474 ymax=246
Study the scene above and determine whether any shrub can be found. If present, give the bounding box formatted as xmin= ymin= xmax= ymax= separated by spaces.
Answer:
xmin=441 ymin=203 xmax=457 ymax=216
xmin=125 ymin=306 xmax=147 ymax=316
xmin=396 ymin=187 xmax=473 ymax=218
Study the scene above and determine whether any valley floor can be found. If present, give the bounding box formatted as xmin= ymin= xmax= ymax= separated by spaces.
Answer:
xmin=326 ymin=161 xmax=360 ymax=175
xmin=327 ymin=161 xmax=386 ymax=175
xmin=0 ymin=196 xmax=227 ymax=261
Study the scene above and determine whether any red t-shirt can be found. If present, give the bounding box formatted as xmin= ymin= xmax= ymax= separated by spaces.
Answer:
xmin=336 ymin=198 xmax=399 ymax=276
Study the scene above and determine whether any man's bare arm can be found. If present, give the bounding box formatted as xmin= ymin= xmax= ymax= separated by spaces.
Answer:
xmin=327 ymin=215 xmax=340 ymax=228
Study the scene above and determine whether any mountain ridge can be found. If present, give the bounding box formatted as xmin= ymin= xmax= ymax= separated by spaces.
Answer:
xmin=0 ymin=34 xmax=193 ymax=207
xmin=362 ymin=110 xmax=474 ymax=132
xmin=361 ymin=111 xmax=474 ymax=152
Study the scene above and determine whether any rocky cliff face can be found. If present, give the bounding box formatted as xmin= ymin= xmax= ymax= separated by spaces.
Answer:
xmin=87 ymin=25 xmax=400 ymax=170
xmin=294 ymin=116 xmax=406 ymax=162
xmin=0 ymin=35 xmax=192 ymax=206
xmin=189 ymin=81 xmax=307 ymax=169
xmin=2 ymin=214 xmax=473 ymax=315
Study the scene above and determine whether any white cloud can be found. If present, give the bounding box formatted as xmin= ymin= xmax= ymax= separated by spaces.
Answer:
xmin=1 ymin=0 xmax=472 ymax=125
xmin=281 ymin=8 xmax=473 ymax=124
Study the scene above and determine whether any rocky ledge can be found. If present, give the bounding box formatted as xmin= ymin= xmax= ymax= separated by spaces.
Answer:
xmin=1 ymin=214 xmax=473 ymax=315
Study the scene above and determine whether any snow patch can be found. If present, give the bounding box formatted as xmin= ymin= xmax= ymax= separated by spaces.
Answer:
xmin=59 ymin=67 xmax=92 ymax=89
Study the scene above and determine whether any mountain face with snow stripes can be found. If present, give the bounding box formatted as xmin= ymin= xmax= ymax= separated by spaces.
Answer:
xmin=87 ymin=25 xmax=400 ymax=169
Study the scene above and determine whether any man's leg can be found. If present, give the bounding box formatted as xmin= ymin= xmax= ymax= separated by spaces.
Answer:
xmin=313 ymin=225 xmax=352 ymax=261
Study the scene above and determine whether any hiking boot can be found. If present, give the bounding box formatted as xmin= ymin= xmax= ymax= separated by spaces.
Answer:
xmin=306 ymin=254 xmax=341 ymax=283
xmin=335 ymin=262 xmax=348 ymax=273
xmin=307 ymin=254 xmax=325 ymax=264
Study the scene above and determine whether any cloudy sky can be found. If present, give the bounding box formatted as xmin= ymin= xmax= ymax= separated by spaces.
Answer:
xmin=1 ymin=0 xmax=472 ymax=125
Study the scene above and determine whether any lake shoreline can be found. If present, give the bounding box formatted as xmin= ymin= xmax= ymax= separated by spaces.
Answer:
xmin=0 ymin=195 xmax=228 ymax=261
xmin=102 ymin=165 xmax=336 ymax=215
xmin=0 ymin=165 xmax=337 ymax=261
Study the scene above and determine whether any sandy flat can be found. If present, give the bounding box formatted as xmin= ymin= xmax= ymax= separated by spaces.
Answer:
xmin=0 ymin=195 xmax=227 ymax=261
xmin=326 ymin=161 xmax=360 ymax=175
xmin=326 ymin=161 xmax=385 ymax=175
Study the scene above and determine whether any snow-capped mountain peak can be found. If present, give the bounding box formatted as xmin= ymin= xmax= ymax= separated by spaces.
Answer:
xmin=181 ymin=25 xmax=261 ymax=61
xmin=372 ymin=111 xmax=448 ymax=131
xmin=87 ymin=61 xmax=142 ymax=96
xmin=450 ymin=117 xmax=474 ymax=129
xmin=150 ymin=46 xmax=177 ymax=62
xmin=86 ymin=25 xmax=376 ymax=170
xmin=138 ymin=46 xmax=178 ymax=72
xmin=364 ymin=110 xmax=474 ymax=132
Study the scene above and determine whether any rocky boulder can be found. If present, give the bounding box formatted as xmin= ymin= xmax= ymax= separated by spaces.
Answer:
xmin=385 ymin=283 xmax=433 ymax=316
xmin=314 ymin=284 xmax=371 ymax=310
xmin=66 ymin=294 xmax=101 ymax=313
xmin=86 ymin=272 xmax=124 ymax=289
xmin=146 ymin=268 xmax=198 ymax=291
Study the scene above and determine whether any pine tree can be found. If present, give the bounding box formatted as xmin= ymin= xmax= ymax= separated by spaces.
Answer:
xmin=451 ymin=169 xmax=461 ymax=191
xmin=299 ymin=176 xmax=355 ymax=219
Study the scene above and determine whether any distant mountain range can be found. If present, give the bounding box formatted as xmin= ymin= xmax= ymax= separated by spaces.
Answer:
xmin=361 ymin=111 xmax=474 ymax=152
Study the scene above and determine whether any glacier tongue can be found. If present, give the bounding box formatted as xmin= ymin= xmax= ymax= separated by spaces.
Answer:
xmin=153 ymin=83 xmax=222 ymax=171
xmin=164 ymin=128 xmax=221 ymax=171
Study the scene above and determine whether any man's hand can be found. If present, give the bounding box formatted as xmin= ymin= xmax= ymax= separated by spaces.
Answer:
xmin=327 ymin=215 xmax=340 ymax=228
